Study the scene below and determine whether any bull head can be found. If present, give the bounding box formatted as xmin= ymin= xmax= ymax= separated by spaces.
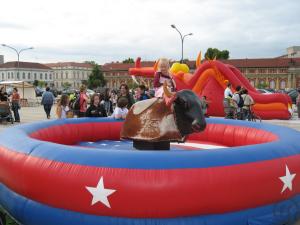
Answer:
xmin=163 ymin=81 xmax=206 ymax=136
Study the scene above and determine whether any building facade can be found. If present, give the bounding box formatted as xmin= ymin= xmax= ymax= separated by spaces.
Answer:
xmin=102 ymin=62 xmax=155 ymax=90
xmin=102 ymin=58 xmax=300 ymax=90
xmin=45 ymin=62 xmax=93 ymax=89
xmin=0 ymin=61 xmax=54 ymax=85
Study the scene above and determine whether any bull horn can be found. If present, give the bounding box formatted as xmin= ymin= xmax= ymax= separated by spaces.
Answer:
xmin=163 ymin=81 xmax=174 ymax=98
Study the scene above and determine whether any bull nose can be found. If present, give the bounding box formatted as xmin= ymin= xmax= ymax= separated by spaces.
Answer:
xmin=192 ymin=119 xmax=206 ymax=132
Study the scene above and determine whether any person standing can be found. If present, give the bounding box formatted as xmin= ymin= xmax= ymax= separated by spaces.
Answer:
xmin=56 ymin=94 xmax=73 ymax=119
xmin=41 ymin=87 xmax=55 ymax=119
xmin=78 ymin=85 xmax=88 ymax=117
xmin=11 ymin=88 xmax=21 ymax=122
xmin=118 ymin=84 xmax=134 ymax=109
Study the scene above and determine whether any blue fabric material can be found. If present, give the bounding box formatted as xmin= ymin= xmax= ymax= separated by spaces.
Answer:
xmin=1 ymin=183 xmax=300 ymax=225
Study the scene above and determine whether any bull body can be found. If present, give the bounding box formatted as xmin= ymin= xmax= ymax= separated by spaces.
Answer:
xmin=121 ymin=86 xmax=206 ymax=150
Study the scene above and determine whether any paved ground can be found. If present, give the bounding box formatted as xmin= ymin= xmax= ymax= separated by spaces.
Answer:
xmin=1 ymin=105 xmax=300 ymax=132
xmin=1 ymin=106 xmax=300 ymax=224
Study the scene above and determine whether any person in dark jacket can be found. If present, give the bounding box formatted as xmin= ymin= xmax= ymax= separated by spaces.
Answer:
xmin=118 ymin=83 xmax=134 ymax=109
xmin=41 ymin=87 xmax=55 ymax=119
xmin=86 ymin=94 xmax=107 ymax=117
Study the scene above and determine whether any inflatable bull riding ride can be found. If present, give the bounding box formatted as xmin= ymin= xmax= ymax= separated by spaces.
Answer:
xmin=121 ymin=82 xmax=206 ymax=150
xmin=2 ymin=84 xmax=300 ymax=225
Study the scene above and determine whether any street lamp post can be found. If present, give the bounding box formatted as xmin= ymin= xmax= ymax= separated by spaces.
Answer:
xmin=171 ymin=24 xmax=193 ymax=63
xmin=1 ymin=44 xmax=34 ymax=79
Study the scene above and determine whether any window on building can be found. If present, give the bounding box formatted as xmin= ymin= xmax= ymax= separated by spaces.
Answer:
xmin=45 ymin=73 xmax=48 ymax=80
xmin=34 ymin=73 xmax=37 ymax=80
xmin=279 ymin=69 xmax=288 ymax=73
xmin=22 ymin=72 xmax=25 ymax=79
xmin=49 ymin=74 xmax=52 ymax=80
xmin=28 ymin=73 xmax=31 ymax=80
xmin=269 ymin=80 xmax=275 ymax=89
xmin=8 ymin=73 xmax=10 ymax=79
xmin=40 ymin=73 xmax=43 ymax=80
xmin=11 ymin=72 xmax=14 ymax=79
xmin=65 ymin=72 xmax=68 ymax=79
xmin=280 ymin=80 xmax=286 ymax=89
xmin=269 ymin=69 xmax=277 ymax=74
xmin=248 ymin=69 xmax=256 ymax=74
xmin=258 ymin=69 xmax=266 ymax=74
xmin=56 ymin=73 xmax=58 ymax=79
xmin=1 ymin=73 xmax=4 ymax=80
xmin=61 ymin=72 xmax=63 ymax=79
xmin=17 ymin=72 xmax=19 ymax=79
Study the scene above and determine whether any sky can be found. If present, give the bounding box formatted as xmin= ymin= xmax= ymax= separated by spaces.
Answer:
xmin=0 ymin=0 xmax=299 ymax=64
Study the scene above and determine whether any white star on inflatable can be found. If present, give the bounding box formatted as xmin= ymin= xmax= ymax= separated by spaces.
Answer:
xmin=279 ymin=165 xmax=296 ymax=193
xmin=86 ymin=177 xmax=116 ymax=208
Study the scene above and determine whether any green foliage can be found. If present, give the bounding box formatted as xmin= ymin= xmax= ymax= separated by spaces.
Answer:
xmin=62 ymin=82 xmax=72 ymax=89
xmin=87 ymin=64 xmax=106 ymax=89
xmin=205 ymin=48 xmax=230 ymax=60
xmin=84 ymin=61 xmax=97 ymax=65
xmin=33 ymin=80 xmax=39 ymax=87
xmin=122 ymin=58 xmax=135 ymax=63
xmin=127 ymin=80 xmax=139 ymax=90
xmin=38 ymin=80 xmax=47 ymax=87
xmin=257 ymin=82 xmax=268 ymax=89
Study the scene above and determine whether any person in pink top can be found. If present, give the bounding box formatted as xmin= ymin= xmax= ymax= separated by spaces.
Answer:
xmin=153 ymin=58 xmax=176 ymax=97
xmin=78 ymin=85 xmax=88 ymax=117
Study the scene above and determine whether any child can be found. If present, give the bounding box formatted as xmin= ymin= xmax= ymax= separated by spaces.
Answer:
xmin=111 ymin=97 xmax=128 ymax=119
xmin=56 ymin=94 xmax=73 ymax=119
xmin=153 ymin=58 xmax=176 ymax=97
xmin=86 ymin=94 xmax=107 ymax=117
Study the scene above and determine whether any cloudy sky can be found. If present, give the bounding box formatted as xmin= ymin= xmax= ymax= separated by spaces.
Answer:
xmin=0 ymin=0 xmax=299 ymax=64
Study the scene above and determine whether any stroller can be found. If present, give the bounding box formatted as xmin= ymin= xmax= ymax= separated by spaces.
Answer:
xmin=0 ymin=102 xmax=14 ymax=124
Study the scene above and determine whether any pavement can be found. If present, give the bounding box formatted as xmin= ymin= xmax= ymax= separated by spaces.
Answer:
xmin=1 ymin=105 xmax=300 ymax=132
xmin=1 ymin=106 xmax=300 ymax=224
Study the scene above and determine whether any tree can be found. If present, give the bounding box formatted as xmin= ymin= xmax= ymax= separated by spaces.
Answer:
xmin=122 ymin=58 xmax=135 ymax=63
xmin=205 ymin=48 xmax=230 ymax=60
xmin=87 ymin=64 xmax=106 ymax=89
xmin=33 ymin=80 xmax=39 ymax=87
xmin=84 ymin=61 xmax=97 ymax=66
xmin=38 ymin=80 xmax=47 ymax=87
xmin=62 ymin=82 xmax=72 ymax=89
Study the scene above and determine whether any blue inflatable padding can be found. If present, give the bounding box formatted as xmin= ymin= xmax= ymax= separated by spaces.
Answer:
xmin=0 ymin=118 xmax=299 ymax=170
xmin=1 ymin=183 xmax=300 ymax=225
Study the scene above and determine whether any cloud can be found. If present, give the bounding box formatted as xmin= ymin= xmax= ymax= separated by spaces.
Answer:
xmin=0 ymin=0 xmax=299 ymax=64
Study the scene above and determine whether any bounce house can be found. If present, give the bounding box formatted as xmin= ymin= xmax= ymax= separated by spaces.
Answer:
xmin=129 ymin=55 xmax=292 ymax=120
xmin=1 ymin=118 xmax=300 ymax=225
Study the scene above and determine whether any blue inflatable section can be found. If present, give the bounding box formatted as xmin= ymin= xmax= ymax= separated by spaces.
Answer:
xmin=0 ymin=118 xmax=299 ymax=170
xmin=1 ymin=183 xmax=300 ymax=225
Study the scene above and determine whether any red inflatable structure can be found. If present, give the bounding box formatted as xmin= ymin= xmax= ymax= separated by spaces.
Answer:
xmin=129 ymin=57 xmax=292 ymax=120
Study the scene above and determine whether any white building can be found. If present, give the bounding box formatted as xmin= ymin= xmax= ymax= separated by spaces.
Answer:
xmin=0 ymin=61 xmax=54 ymax=85
xmin=45 ymin=62 xmax=93 ymax=89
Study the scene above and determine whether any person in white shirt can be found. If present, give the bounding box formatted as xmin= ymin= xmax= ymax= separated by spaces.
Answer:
xmin=224 ymin=82 xmax=233 ymax=98
xmin=223 ymin=82 xmax=235 ymax=119
xmin=241 ymin=89 xmax=255 ymax=120
xmin=111 ymin=97 xmax=129 ymax=119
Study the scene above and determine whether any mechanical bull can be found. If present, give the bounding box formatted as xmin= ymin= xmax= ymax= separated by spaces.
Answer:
xmin=121 ymin=83 xmax=206 ymax=150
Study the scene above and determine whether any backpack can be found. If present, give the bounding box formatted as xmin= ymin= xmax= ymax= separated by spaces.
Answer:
xmin=72 ymin=95 xmax=81 ymax=110
xmin=237 ymin=93 xmax=244 ymax=108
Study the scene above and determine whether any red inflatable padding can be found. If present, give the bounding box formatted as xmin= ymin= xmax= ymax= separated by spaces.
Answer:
xmin=31 ymin=122 xmax=278 ymax=147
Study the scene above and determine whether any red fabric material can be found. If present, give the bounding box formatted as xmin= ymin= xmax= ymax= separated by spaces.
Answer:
xmin=0 ymin=145 xmax=298 ymax=218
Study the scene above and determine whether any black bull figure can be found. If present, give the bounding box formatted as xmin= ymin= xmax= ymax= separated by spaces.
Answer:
xmin=121 ymin=83 xmax=207 ymax=150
